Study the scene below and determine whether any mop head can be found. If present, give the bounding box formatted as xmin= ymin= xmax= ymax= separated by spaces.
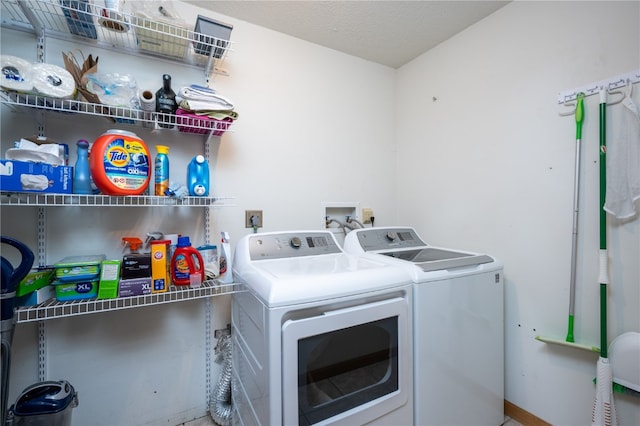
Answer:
xmin=592 ymin=357 xmax=617 ymax=426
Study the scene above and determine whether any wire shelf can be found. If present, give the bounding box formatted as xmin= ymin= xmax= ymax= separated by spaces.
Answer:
xmin=0 ymin=192 xmax=236 ymax=207
xmin=1 ymin=0 xmax=233 ymax=68
xmin=0 ymin=92 xmax=234 ymax=134
xmin=16 ymin=281 xmax=245 ymax=322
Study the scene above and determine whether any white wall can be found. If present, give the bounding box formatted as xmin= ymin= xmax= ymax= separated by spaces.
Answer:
xmin=2 ymin=1 xmax=639 ymax=425
xmin=396 ymin=1 xmax=640 ymax=425
xmin=1 ymin=1 xmax=397 ymax=425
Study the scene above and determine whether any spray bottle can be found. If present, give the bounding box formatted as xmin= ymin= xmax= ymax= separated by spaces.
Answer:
xmin=218 ymin=232 xmax=233 ymax=284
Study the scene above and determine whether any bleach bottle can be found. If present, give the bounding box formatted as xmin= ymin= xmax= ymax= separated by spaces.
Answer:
xmin=187 ymin=155 xmax=209 ymax=196
xmin=218 ymin=232 xmax=233 ymax=284
xmin=171 ymin=236 xmax=204 ymax=286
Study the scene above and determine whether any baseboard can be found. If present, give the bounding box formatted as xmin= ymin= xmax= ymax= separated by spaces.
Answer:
xmin=504 ymin=400 xmax=551 ymax=426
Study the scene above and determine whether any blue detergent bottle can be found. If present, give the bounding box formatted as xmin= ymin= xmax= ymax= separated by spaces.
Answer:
xmin=187 ymin=155 xmax=210 ymax=196
xmin=73 ymin=139 xmax=92 ymax=194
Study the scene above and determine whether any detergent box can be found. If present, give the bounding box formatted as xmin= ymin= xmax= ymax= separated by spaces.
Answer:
xmin=0 ymin=160 xmax=73 ymax=194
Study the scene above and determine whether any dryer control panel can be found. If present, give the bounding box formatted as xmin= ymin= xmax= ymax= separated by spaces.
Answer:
xmin=248 ymin=231 xmax=342 ymax=260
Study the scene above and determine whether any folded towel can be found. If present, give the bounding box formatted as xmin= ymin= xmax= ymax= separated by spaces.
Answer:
xmin=179 ymin=98 xmax=234 ymax=113
xmin=178 ymin=101 xmax=238 ymax=120
xmin=604 ymin=85 xmax=640 ymax=219
xmin=179 ymin=84 xmax=234 ymax=110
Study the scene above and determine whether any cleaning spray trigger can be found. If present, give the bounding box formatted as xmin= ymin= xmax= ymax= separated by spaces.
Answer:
xmin=122 ymin=237 xmax=144 ymax=253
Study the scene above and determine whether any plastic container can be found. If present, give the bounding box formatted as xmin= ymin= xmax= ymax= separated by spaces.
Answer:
xmin=154 ymin=145 xmax=170 ymax=196
xmin=89 ymin=129 xmax=150 ymax=195
xmin=187 ymin=155 xmax=210 ymax=196
xmin=73 ymin=139 xmax=92 ymax=194
xmin=10 ymin=380 xmax=78 ymax=426
xmin=171 ymin=236 xmax=204 ymax=286
xmin=53 ymin=279 xmax=98 ymax=301
xmin=218 ymin=232 xmax=233 ymax=284
xmin=54 ymin=255 xmax=106 ymax=282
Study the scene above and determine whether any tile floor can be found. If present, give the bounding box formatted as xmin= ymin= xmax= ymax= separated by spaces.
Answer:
xmin=182 ymin=414 xmax=525 ymax=426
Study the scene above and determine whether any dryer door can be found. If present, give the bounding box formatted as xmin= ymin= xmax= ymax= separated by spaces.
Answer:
xmin=282 ymin=296 xmax=411 ymax=425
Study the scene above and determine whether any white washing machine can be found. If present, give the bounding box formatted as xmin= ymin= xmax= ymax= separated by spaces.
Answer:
xmin=343 ymin=227 xmax=504 ymax=426
xmin=231 ymin=230 xmax=414 ymax=426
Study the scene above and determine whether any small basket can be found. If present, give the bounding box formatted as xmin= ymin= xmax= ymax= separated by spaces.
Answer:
xmin=175 ymin=108 xmax=233 ymax=135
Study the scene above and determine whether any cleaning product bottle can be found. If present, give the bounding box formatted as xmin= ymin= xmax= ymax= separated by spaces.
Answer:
xmin=90 ymin=129 xmax=150 ymax=195
xmin=171 ymin=235 xmax=204 ymax=286
xmin=73 ymin=139 xmax=92 ymax=194
xmin=156 ymin=74 xmax=177 ymax=129
xmin=218 ymin=231 xmax=233 ymax=284
xmin=154 ymin=145 xmax=170 ymax=196
xmin=187 ymin=154 xmax=210 ymax=196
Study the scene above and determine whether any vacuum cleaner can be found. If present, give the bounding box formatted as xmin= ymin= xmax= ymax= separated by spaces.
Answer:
xmin=1 ymin=236 xmax=34 ymax=426
xmin=1 ymin=237 xmax=78 ymax=426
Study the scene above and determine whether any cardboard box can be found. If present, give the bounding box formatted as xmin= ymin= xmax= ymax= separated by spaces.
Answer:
xmin=119 ymin=277 xmax=152 ymax=297
xmin=16 ymin=268 xmax=55 ymax=297
xmin=150 ymin=240 xmax=170 ymax=293
xmin=0 ymin=160 xmax=73 ymax=194
xmin=16 ymin=285 xmax=56 ymax=306
xmin=98 ymin=260 xmax=121 ymax=299
xmin=122 ymin=253 xmax=151 ymax=279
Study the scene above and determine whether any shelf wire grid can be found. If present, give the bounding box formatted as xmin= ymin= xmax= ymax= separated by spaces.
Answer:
xmin=0 ymin=192 xmax=236 ymax=207
xmin=2 ymin=0 xmax=234 ymax=66
xmin=16 ymin=281 xmax=245 ymax=322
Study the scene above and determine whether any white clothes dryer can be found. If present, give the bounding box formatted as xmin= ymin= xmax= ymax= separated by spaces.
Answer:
xmin=231 ymin=230 xmax=414 ymax=426
xmin=343 ymin=227 xmax=504 ymax=426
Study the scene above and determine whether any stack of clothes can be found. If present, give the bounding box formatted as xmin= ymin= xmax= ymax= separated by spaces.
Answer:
xmin=176 ymin=85 xmax=238 ymax=135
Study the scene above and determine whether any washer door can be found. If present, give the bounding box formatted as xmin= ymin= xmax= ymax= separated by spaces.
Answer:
xmin=282 ymin=297 xmax=411 ymax=425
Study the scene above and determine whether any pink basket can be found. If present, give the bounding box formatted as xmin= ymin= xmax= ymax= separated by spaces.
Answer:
xmin=175 ymin=108 xmax=233 ymax=135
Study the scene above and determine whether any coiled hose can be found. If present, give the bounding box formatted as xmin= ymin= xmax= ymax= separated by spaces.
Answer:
xmin=210 ymin=333 xmax=233 ymax=426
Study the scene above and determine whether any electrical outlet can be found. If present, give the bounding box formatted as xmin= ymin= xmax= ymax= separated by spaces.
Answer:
xmin=362 ymin=208 xmax=374 ymax=224
xmin=245 ymin=210 xmax=263 ymax=228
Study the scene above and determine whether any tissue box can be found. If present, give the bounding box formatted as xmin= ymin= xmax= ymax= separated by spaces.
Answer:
xmin=0 ymin=160 xmax=73 ymax=194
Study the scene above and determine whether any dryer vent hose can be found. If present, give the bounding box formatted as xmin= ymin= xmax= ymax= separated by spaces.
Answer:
xmin=210 ymin=333 xmax=233 ymax=426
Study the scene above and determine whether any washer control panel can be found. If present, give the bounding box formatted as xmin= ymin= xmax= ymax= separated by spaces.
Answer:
xmin=248 ymin=231 xmax=342 ymax=260
xmin=355 ymin=227 xmax=427 ymax=251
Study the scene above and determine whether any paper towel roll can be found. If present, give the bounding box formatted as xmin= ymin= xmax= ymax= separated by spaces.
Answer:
xmin=0 ymin=55 xmax=33 ymax=92
xmin=31 ymin=63 xmax=76 ymax=99
xmin=139 ymin=89 xmax=156 ymax=128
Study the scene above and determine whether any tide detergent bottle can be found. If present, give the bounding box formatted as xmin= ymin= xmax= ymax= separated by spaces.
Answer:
xmin=171 ymin=236 xmax=204 ymax=286
xmin=90 ymin=129 xmax=150 ymax=195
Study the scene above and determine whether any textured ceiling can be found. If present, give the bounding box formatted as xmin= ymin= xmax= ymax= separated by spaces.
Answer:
xmin=185 ymin=1 xmax=510 ymax=68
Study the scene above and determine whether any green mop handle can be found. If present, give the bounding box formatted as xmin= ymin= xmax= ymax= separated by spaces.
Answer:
xmin=598 ymin=88 xmax=608 ymax=359
xmin=576 ymin=93 xmax=585 ymax=139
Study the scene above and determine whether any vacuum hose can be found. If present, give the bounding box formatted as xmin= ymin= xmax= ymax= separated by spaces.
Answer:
xmin=210 ymin=333 xmax=233 ymax=426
